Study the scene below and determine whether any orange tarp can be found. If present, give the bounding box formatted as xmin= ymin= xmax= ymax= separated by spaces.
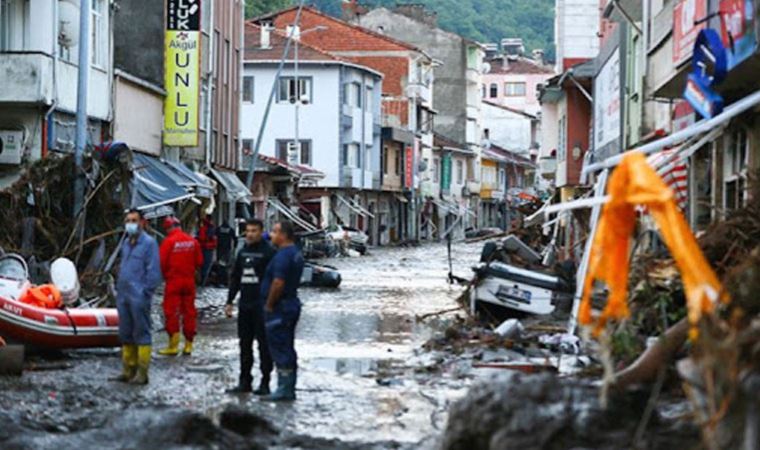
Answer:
xmin=579 ymin=152 xmax=728 ymax=340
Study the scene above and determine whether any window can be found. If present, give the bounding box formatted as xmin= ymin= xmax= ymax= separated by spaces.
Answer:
xmin=277 ymin=140 xmax=312 ymax=165
xmin=223 ymin=39 xmax=230 ymax=85
xmin=394 ymin=148 xmax=401 ymax=175
xmin=91 ymin=0 xmax=107 ymax=67
xmin=383 ymin=147 xmax=390 ymax=174
xmin=723 ymin=129 xmax=749 ymax=213
xmin=343 ymin=143 xmax=360 ymax=168
xmin=432 ymin=158 xmax=440 ymax=183
xmin=278 ymin=77 xmax=312 ymax=103
xmin=242 ymin=76 xmax=254 ymax=103
xmin=456 ymin=160 xmax=464 ymax=184
xmin=1 ymin=0 xmax=30 ymax=52
xmin=489 ymin=83 xmax=498 ymax=98
xmin=499 ymin=169 xmax=506 ymax=188
xmin=504 ymin=82 xmax=527 ymax=97
xmin=344 ymin=82 xmax=362 ymax=108
xmin=365 ymin=86 xmax=373 ymax=112
xmin=417 ymin=107 xmax=433 ymax=134
xmin=242 ymin=139 xmax=254 ymax=155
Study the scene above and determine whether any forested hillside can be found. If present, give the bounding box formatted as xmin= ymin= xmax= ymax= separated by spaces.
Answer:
xmin=246 ymin=0 xmax=556 ymax=60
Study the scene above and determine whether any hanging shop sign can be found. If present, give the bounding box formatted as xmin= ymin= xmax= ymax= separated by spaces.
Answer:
xmin=441 ymin=152 xmax=452 ymax=193
xmin=404 ymin=145 xmax=414 ymax=189
xmin=683 ymin=29 xmax=728 ymax=119
xmin=720 ymin=0 xmax=757 ymax=69
xmin=673 ymin=0 xmax=708 ymax=66
xmin=164 ymin=0 xmax=202 ymax=147
xmin=593 ymin=49 xmax=621 ymax=150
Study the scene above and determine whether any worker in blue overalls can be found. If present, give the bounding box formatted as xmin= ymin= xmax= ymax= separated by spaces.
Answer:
xmin=261 ymin=221 xmax=304 ymax=402
xmin=112 ymin=208 xmax=162 ymax=385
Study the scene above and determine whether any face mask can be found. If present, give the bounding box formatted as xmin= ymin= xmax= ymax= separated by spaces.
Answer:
xmin=125 ymin=223 xmax=140 ymax=236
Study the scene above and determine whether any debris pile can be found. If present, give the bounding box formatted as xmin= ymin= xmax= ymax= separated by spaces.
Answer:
xmin=0 ymin=153 xmax=131 ymax=303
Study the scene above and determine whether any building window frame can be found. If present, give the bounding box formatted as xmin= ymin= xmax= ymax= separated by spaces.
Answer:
xmin=489 ymin=83 xmax=498 ymax=98
xmin=722 ymin=128 xmax=749 ymax=214
xmin=277 ymin=139 xmax=312 ymax=166
xmin=242 ymin=75 xmax=254 ymax=103
xmin=90 ymin=0 xmax=107 ymax=68
xmin=504 ymin=82 xmax=527 ymax=97
xmin=278 ymin=77 xmax=313 ymax=104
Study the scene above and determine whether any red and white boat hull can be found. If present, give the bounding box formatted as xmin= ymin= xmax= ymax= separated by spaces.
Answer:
xmin=0 ymin=295 xmax=120 ymax=349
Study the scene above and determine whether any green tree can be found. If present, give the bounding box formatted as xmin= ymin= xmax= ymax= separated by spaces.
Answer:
xmin=245 ymin=0 xmax=556 ymax=61
xmin=246 ymin=0 xmax=294 ymax=19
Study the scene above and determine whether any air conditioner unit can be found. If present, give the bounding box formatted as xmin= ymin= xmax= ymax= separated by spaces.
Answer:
xmin=0 ymin=131 xmax=24 ymax=165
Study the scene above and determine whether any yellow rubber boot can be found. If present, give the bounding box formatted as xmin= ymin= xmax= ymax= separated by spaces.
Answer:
xmin=130 ymin=345 xmax=151 ymax=385
xmin=158 ymin=333 xmax=180 ymax=356
xmin=111 ymin=345 xmax=137 ymax=382
xmin=182 ymin=340 xmax=193 ymax=356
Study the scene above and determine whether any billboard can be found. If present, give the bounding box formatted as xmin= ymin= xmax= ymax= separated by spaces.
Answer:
xmin=673 ymin=0 xmax=707 ymax=65
xmin=720 ymin=0 xmax=757 ymax=69
xmin=593 ymin=49 xmax=621 ymax=150
xmin=164 ymin=0 xmax=202 ymax=147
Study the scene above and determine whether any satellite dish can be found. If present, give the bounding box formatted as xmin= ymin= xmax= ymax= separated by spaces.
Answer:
xmin=59 ymin=0 xmax=80 ymax=48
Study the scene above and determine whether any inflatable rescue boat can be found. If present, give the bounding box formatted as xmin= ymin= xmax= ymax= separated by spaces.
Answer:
xmin=0 ymin=254 xmax=119 ymax=349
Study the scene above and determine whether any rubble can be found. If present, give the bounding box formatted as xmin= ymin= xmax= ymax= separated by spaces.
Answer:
xmin=0 ymin=154 xmax=130 ymax=304
xmin=440 ymin=373 xmax=701 ymax=450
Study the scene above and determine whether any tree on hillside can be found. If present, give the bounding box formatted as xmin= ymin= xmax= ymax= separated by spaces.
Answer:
xmin=246 ymin=0 xmax=294 ymax=19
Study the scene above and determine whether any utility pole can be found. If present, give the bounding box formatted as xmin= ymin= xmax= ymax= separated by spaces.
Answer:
xmin=73 ymin=0 xmax=90 ymax=216
xmin=293 ymin=27 xmax=300 ymax=166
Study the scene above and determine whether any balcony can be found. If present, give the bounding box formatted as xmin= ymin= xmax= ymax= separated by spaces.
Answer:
xmin=0 ymin=53 xmax=54 ymax=104
xmin=539 ymin=157 xmax=557 ymax=177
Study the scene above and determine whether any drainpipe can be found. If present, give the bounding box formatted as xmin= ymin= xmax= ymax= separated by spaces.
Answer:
xmin=44 ymin=0 xmax=61 ymax=158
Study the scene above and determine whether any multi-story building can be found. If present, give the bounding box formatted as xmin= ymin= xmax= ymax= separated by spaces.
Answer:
xmin=255 ymin=5 xmax=436 ymax=242
xmin=111 ymin=0 xmax=246 ymax=225
xmin=241 ymin=24 xmax=385 ymax=243
xmin=347 ymin=3 xmax=486 ymax=238
xmin=0 ymin=0 xmax=112 ymax=188
xmin=482 ymin=46 xmax=555 ymax=116
xmin=637 ymin=0 xmax=760 ymax=230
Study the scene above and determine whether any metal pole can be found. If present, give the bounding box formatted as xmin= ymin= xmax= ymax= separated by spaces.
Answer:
xmin=243 ymin=0 xmax=307 ymax=218
xmin=294 ymin=32 xmax=300 ymax=165
xmin=73 ymin=0 xmax=90 ymax=216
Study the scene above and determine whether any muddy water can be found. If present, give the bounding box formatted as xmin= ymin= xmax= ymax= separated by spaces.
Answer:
xmin=0 ymin=242 xmax=482 ymax=449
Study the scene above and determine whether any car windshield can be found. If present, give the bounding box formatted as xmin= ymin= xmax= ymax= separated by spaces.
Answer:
xmin=0 ymin=257 xmax=27 ymax=281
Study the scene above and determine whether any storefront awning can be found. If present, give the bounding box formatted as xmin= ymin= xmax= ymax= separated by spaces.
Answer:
xmin=209 ymin=168 xmax=253 ymax=204
xmin=131 ymin=153 xmax=195 ymax=218
xmin=395 ymin=194 xmax=409 ymax=204
xmin=165 ymin=160 xmax=215 ymax=198
xmin=267 ymin=197 xmax=318 ymax=232
xmin=337 ymin=194 xmax=375 ymax=219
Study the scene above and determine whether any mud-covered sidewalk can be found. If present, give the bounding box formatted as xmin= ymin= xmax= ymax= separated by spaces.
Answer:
xmin=0 ymin=243 xmax=481 ymax=449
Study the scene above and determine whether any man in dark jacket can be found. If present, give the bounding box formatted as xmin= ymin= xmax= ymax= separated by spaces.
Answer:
xmin=225 ymin=218 xmax=276 ymax=394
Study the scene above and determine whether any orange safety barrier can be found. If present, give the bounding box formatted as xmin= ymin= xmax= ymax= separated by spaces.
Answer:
xmin=579 ymin=152 xmax=729 ymax=341
xmin=20 ymin=284 xmax=63 ymax=310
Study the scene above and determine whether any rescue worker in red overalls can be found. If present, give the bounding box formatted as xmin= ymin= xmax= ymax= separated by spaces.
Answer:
xmin=158 ymin=217 xmax=203 ymax=356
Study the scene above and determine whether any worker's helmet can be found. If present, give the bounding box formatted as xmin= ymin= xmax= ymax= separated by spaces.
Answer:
xmin=162 ymin=216 xmax=181 ymax=231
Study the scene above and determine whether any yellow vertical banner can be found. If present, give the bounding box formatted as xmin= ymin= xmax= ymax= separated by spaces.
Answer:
xmin=164 ymin=0 xmax=201 ymax=147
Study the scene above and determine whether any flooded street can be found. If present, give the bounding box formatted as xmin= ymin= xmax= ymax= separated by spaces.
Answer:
xmin=0 ymin=242 xmax=482 ymax=449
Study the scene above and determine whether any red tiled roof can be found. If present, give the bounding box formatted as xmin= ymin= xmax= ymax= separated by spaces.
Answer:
xmin=486 ymin=56 xmax=554 ymax=75
xmin=244 ymin=23 xmax=340 ymax=62
xmin=252 ymin=6 xmax=426 ymax=54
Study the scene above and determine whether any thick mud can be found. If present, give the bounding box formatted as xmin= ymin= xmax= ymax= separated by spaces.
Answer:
xmin=0 ymin=243 xmax=481 ymax=449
